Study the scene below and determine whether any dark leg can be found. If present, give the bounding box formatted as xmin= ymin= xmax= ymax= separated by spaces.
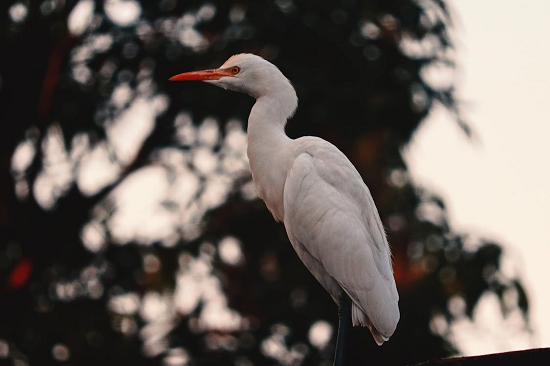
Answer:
xmin=333 ymin=293 xmax=351 ymax=366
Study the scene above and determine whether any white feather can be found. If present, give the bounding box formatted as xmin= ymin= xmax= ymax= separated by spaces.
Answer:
xmin=189 ymin=53 xmax=400 ymax=344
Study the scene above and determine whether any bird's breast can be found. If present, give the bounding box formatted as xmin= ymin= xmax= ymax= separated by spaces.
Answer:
xmin=248 ymin=152 xmax=290 ymax=223
xmin=250 ymin=168 xmax=286 ymax=222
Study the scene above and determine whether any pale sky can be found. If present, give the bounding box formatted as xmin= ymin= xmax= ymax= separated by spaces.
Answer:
xmin=405 ymin=0 xmax=550 ymax=354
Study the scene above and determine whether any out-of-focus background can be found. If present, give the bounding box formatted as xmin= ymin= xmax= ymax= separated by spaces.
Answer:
xmin=0 ymin=1 xmax=545 ymax=365
xmin=406 ymin=0 xmax=550 ymax=354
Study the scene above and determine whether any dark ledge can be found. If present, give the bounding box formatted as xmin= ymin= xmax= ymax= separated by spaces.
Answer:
xmin=411 ymin=348 xmax=550 ymax=366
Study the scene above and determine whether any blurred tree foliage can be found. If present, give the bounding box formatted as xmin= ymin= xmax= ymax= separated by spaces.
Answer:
xmin=0 ymin=1 xmax=530 ymax=366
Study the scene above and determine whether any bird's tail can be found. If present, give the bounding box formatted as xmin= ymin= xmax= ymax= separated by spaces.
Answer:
xmin=351 ymin=303 xmax=388 ymax=346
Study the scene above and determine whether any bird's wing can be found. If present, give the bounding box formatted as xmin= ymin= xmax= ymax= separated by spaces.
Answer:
xmin=283 ymin=143 xmax=399 ymax=338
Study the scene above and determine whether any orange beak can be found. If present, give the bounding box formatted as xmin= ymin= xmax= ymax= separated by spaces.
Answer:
xmin=169 ymin=68 xmax=233 ymax=81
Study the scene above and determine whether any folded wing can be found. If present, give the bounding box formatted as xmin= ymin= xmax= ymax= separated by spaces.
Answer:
xmin=283 ymin=144 xmax=399 ymax=342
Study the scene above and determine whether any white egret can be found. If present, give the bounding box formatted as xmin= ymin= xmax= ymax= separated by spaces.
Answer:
xmin=170 ymin=54 xmax=399 ymax=365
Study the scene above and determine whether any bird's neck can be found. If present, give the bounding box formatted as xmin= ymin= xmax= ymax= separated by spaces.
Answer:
xmin=246 ymin=92 xmax=297 ymax=221
xmin=247 ymin=87 xmax=297 ymax=153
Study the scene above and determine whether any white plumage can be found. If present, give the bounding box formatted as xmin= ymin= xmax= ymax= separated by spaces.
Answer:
xmin=170 ymin=53 xmax=400 ymax=345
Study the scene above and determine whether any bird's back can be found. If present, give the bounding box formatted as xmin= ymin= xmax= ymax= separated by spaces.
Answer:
xmin=282 ymin=137 xmax=399 ymax=343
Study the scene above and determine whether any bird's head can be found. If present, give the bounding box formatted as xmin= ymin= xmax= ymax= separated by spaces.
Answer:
xmin=170 ymin=53 xmax=294 ymax=100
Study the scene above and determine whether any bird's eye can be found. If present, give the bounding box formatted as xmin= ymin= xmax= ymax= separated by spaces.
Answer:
xmin=231 ymin=66 xmax=240 ymax=74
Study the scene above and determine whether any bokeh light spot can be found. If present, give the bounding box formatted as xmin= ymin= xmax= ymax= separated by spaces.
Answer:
xmin=197 ymin=4 xmax=216 ymax=22
xmin=109 ymin=292 xmax=140 ymax=315
xmin=308 ymin=320 xmax=332 ymax=349
xmin=52 ymin=344 xmax=70 ymax=362
xmin=143 ymin=254 xmax=162 ymax=273
xmin=68 ymin=0 xmax=95 ymax=36
xmin=9 ymin=3 xmax=28 ymax=23
xmin=163 ymin=348 xmax=190 ymax=366
xmin=218 ymin=237 xmax=243 ymax=266
xmin=81 ymin=221 xmax=107 ymax=252
xmin=359 ymin=21 xmax=380 ymax=39
xmin=11 ymin=140 xmax=36 ymax=175
xmin=0 ymin=339 xmax=8 ymax=358
xmin=104 ymin=0 xmax=142 ymax=27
